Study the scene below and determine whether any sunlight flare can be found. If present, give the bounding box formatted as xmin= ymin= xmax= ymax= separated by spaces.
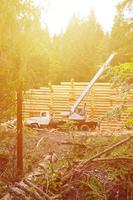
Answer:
xmin=35 ymin=0 xmax=121 ymax=35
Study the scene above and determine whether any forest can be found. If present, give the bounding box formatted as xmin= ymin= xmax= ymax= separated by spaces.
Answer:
xmin=0 ymin=0 xmax=133 ymax=121
xmin=0 ymin=0 xmax=133 ymax=199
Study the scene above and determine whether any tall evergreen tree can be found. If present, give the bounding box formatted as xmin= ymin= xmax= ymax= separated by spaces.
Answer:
xmin=60 ymin=11 xmax=109 ymax=81
xmin=0 ymin=0 xmax=45 ymax=120
xmin=110 ymin=0 xmax=133 ymax=64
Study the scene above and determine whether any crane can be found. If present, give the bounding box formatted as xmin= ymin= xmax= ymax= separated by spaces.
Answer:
xmin=25 ymin=53 xmax=116 ymax=131
xmin=70 ymin=52 xmax=116 ymax=115
xmin=63 ymin=52 xmax=117 ymax=130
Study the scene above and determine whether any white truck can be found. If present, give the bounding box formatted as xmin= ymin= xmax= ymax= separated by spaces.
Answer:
xmin=25 ymin=111 xmax=51 ymax=128
xmin=25 ymin=53 xmax=116 ymax=131
xmin=25 ymin=110 xmax=98 ymax=131
xmin=25 ymin=111 xmax=62 ymax=129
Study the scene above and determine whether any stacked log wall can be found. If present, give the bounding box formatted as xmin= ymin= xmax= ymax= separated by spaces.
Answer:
xmin=23 ymin=82 xmax=133 ymax=129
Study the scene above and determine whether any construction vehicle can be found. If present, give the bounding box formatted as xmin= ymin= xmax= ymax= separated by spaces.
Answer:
xmin=25 ymin=53 xmax=116 ymax=131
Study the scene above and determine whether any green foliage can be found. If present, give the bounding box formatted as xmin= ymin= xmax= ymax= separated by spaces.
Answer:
xmin=107 ymin=166 xmax=129 ymax=182
xmin=125 ymin=108 xmax=133 ymax=127
xmin=86 ymin=177 xmax=107 ymax=200
xmin=59 ymin=12 xmax=109 ymax=82
xmin=105 ymin=61 xmax=133 ymax=123
xmin=125 ymin=118 xmax=133 ymax=125
xmin=0 ymin=0 xmax=44 ymax=120
xmin=125 ymin=108 xmax=133 ymax=113
xmin=112 ymin=63 xmax=133 ymax=79
xmin=110 ymin=0 xmax=133 ymax=64
xmin=59 ymin=121 xmax=78 ymax=132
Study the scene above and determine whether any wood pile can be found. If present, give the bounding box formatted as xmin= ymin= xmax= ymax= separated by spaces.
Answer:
xmin=23 ymin=82 xmax=133 ymax=129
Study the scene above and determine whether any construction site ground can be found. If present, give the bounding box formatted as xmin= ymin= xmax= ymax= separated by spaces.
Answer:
xmin=0 ymin=127 xmax=133 ymax=199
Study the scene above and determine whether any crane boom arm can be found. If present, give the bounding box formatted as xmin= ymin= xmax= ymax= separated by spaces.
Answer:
xmin=70 ymin=53 xmax=116 ymax=114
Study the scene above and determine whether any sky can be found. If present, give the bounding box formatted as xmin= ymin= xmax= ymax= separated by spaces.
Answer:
xmin=34 ymin=0 xmax=122 ymax=35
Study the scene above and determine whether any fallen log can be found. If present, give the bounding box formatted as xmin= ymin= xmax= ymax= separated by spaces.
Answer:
xmin=61 ymin=135 xmax=133 ymax=182
xmin=24 ymin=179 xmax=60 ymax=200
xmin=93 ymin=156 xmax=133 ymax=162
xmin=1 ymin=152 xmax=58 ymax=200
xmin=15 ymin=182 xmax=44 ymax=200
xmin=9 ymin=187 xmax=28 ymax=200
xmin=73 ymin=156 xmax=133 ymax=164
xmin=82 ymin=135 xmax=133 ymax=168
xmin=24 ymin=179 xmax=51 ymax=200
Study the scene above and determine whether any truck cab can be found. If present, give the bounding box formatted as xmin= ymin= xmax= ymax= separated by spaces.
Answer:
xmin=25 ymin=111 xmax=51 ymax=128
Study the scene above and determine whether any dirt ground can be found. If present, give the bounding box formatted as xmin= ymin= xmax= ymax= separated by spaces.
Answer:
xmin=0 ymin=128 xmax=133 ymax=199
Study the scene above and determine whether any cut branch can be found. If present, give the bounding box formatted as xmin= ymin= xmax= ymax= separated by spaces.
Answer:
xmin=81 ymin=135 xmax=133 ymax=168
